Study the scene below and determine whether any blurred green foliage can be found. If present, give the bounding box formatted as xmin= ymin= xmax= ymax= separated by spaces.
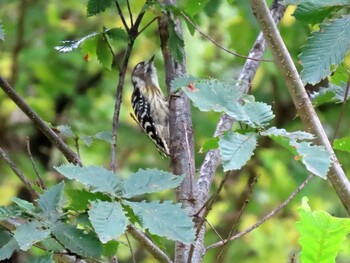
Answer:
xmin=0 ymin=0 xmax=350 ymax=262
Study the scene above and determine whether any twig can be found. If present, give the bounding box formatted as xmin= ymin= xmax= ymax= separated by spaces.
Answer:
xmin=126 ymin=0 xmax=133 ymax=26
xmin=250 ymin=0 xmax=350 ymax=214
xmin=127 ymin=225 xmax=172 ymax=263
xmin=0 ymin=77 xmax=81 ymax=166
xmin=0 ymin=147 xmax=39 ymax=200
xmin=125 ymin=232 xmax=136 ymax=263
xmin=74 ymin=137 xmax=81 ymax=161
xmin=206 ymin=174 xmax=314 ymax=250
xmin=331 ymin=73 xmax=350 ymax=143
xmin=137 ymin=16 xmax=159 ymax=37
xmin=115 ymin=0 xmax=129 ymax=32
xmin=180 ymin=12 xmax=273 ymax=63
xmin=205 ymin=218 xmax=224 ymax=243
xmin=26 ymin=137 xmax=46 ymax=190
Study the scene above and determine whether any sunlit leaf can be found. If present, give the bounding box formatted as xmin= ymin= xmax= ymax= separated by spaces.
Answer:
xmin=87 ymin=0 xmax=114 ymax=16
xmin=333 ymin=136 xmax=350 ymax=153
xmin=96 ymin=37 xmax=113 ymax=69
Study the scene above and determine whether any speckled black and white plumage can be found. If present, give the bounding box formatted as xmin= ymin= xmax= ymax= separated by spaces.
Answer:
xmin=131 ymin=56 xmax=170 ymax=156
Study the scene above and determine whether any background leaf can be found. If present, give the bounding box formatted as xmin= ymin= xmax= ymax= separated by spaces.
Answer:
xmin=333 ymin=136 xmax=350 ymax=153
xmin=219 ymin=132 xmax=258 ymax=171
xmin=14 ymin=221 xmax=51 ymax=251
xmin=88 ymin=201 xmax=127 ymax=243
xmin=123 ymin=200 xmax=195 ymax=244
xmin=87 ymin=0 xmax=114 ymax=16
xmin=94 ymin=130 xmax=115 ymax=144
xmin=123 ymin=169 xmax=184 ymax=198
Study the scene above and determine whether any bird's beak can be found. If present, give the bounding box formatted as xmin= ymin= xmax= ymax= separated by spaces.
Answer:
xmin=148 ymin=55 xmax=155 ymax=65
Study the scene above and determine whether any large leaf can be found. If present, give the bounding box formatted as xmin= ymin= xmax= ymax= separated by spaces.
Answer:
xmin=14 ymin=221 xmax=51 ymax=251
xmin=234 ymin=101 xmax=275 ymax=128
xmin=96 ymin=36 xmax=113 ymax=70
xmin=291 ymin=141 xmax=331 ymax=179
xmin=38 ymin=181 xmax=65 ymax=216
xmin=292 ymin=0 xmax=348 ymax=25
xmin=87 ymin=0 xmax=114 ymax=16
xmin=0 ymin=231 xmax=19 ymax=261
xmin=296 ymin=197 xmax=350 ymax=263
xmin=11 ymin=197 xmax=36 ymax=213
xmin=124 ymin=200 xmax=195 ymax=244
xmin=123 ymin=169 xmax=185 ymax=198
xmin=55 ymin=164 xmax=124 ymax=197
xmin=219 ymin=132 xmax=258 ymax=171
xmin=52 ymin=222 xmax=102 ymax=259
xmin=88 ymin=201 xmax=127 ymax=243
xmin=300 ymin=16 xmax=350 ymax=84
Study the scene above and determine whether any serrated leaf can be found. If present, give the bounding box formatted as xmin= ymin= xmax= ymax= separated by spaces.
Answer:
xmin=56 ymin=125 xmax=75 ymax=138
xmin=293 ymin=1 xmax=345 ymax=25
xmin=238 ymin=101 xmax=275 ymax=128
xmin=291 ymin=141 xmax=331 ymax=179
xmin=55 ymin=164 xmax=123 ymax=196
xmin=0 ymin=22 xmax=5 ymax=41
xmin=106 ymin=28 xmax=129 ymax=43
xmin=88 ymin=201 xmax=127 ymax=243
xmin=52 ymin=222 xmax=102 ymax=259
xmin=38 ymin=182 xmax=65 ymax=215
xmin=14 ymin=221 xmax=51 ymax=251
xmin=124 ymin=200 xmax=195 ymax=244
xmin=87 ymin=0 xmax=114 ymax=16
xmin=81 ymin=135 xmax=94 ymax=146
xmin=296 ymin=197 xmax=350 ymax=263
xmin=0 ymin=237 xmax=18 ymax=261
xmin=300 ymin=16 xmax=350 ymax=84
xmin=80 ymin=34 xmax=100 ymax=59
xmin=333 ymin=136 xmax=350 ymax=153
xmin=168 ymin=19 xmax=185 ymax=62
xmin=11 ymin=197 xmax=36 ymax=213
xmin=96 ymin=37 xmax=113 ymax=69
xmin=123 ymin=169 xmax=185 ymax=198
xmin=0 ymin=205 xmax=23 ymax=220
xmin=29 ymin=253 xmax=54 ymax=263
xmin=261 ymin=127 xmax=315 ymax=141
xmin=219 ymin=132 xmax=258 ymax=171
xmin=102 ymin=240 xmax=119 ymax=257
xmin=55 ymin=32 xmax=99 ymax=53
xmin=66 ymin=189 xmax=110 ymax=211
xmin=94 ymin=130 xmax=114 ymax=144
xmin=171 ymin=75 xmax=199 ymax=92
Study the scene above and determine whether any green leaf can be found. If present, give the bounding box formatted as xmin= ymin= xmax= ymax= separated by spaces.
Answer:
xmin=124 ymin=200 xmax=195 ymax=244
xmin=0 ymin=21 xmax=5 ymax=41
xmin=0 ymin=231 xmax=19 ymax=261
xmin=81 ymin=135 xmax=94 ymax=146
xmin=311 ymin=82 xmax=349 ymax=106
xmin=56 ymin=125 xmax=75 ymax=138
xmin=261 ymin=127 xmax=315 ymax=141
xmin=52 ymin=222 xmax=102 ymax=258
xmin=123 ymin=169 xmax=185 ymax=198
xmin=296 ymin=197 xmax=350 ymax=263
xmin=96 ymin=37 xmax=113 ymax=69
xmin=94 ymin=130 xmax=115 ymax=144
xmin=14 ymin=221 xmax=51 ymax=251
xmin=292 ymin=0 xmax=346 ymax=25
xmin=171 ymin=75 xmax=199 ymax=92
xmin=200 ymin=137 xmax=219 ymax=153
xmin=238 ymin=101 xmax=275 ymax=128
xmin=87 ymin=0 xmax=114 ymax=16
xmin=28 ymin=253 xmax=54 ymax=263
xmin=80 ymin=33 xmax=100 ymax=59
xmin=300 ymin=16 xmax=350 ymax=84
xmin=55 ymin=32 xmax=99 ymax=53
xmin=178 ymin=0 xmax=209 ymax=16
xmin=291 ymin=141 xmax=331 ymax=179
xmin=102 ymin=240 xmax=119 ymax=257
xmin=168 ymin=19 xmax=185 ymax=62
xmin=38 ymin=181 xmax=65 ymax=215
xmin=219 ymin=132 xmax=258 ymax=171
xmin=11 ymin=197 xmax=36 ymax=213
xmin=88 ymin=201 xmax=127 ymax=243
xmin=106 ymin=28 xmax=129 ymax=43
xmin=40 ymin=237 xmax=65 ymax=252
xmin=66 ymin=189 xmax=110 ymax=211
xmin=54 ymin=164 xmax=124 ymax=197
xmin=0 ymin=205 xmax=23 ymax=220
xmin=333 ymin=136 xmax=350 ymax=153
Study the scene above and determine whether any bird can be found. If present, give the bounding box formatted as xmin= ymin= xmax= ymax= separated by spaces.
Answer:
xmin=131 ymin=55 xmax=170 ymax=156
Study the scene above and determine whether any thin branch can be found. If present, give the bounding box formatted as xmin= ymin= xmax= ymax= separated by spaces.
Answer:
xmin=125 ymin=232 xmax=136 ymax=263
xmin=126 ymin=0 xmax=134 ymax=27
xmin=250 ymin=0 xmax=350 ymax=214
xmin=180 ymin=12 xmax=273 ymax=63
xmin=137 ymin=16 xmax=159 ymax=37
xmin=205 ymin=218 xmax=224 ymax=242
xmin=206 ymin=174 xmax=314 ymax=250
xmin=331 ymin=73 xmax=350 ymax=143
xmin=0 ymin=147 xmax=39 ymax=200
xmin=127 ymin=225 xmax=173 ymax=263
xmin=115 ymin=0 xmax=129 ymax=32
xmin=0 ymin=77 xmax=81 ymax=166
xmin=26 ymin=137 xmax=46 ymax=190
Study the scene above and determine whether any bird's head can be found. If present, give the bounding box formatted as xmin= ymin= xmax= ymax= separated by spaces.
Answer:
xmin=131 ymin=55 xmax=159 ymax=89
